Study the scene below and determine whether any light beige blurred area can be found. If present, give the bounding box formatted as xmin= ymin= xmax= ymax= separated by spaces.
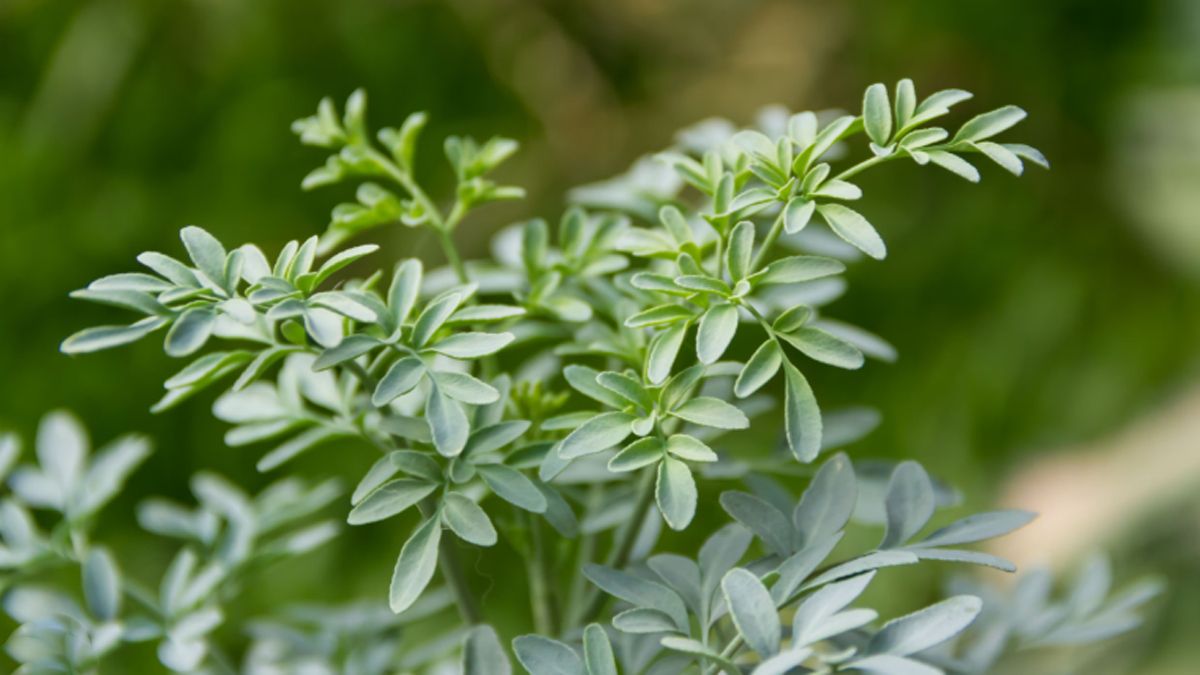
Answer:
xmin=995 ymin=383 xmax=1200 ymax=569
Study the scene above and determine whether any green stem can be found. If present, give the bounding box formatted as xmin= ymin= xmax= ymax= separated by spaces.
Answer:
xmin=419 ymin=500 xmax=483 ymax=625
xmin=366 ymin=147 xmax=472 ymax=284
xmin=527 ymin=513 xmax=560 ymax=635
xmin=749 ymin=207 xmax=788 ymax=273
xmin=368 ymin=148 xmax=445 ymax=228
xmin=740 ymin=299 xmax=776 ymax=337
xmin=445 ymin=199 xmax=468 ymax=231
xmin=361 ymin=416 xmax=483 ymax=627
xmin=438 ymin=227 xmax=470 ymax=284
xmin=703 ymin=637 xmax=744 ymax=675
xmin=832 ymin=152 xmax=895 ymax=181
xmin=123 ymin=578 xmax=165 ymax=618
xmin=713 ymin=234 xmax=725 ymax=280
xmin=573 ymin=467 xmax=657 ymax=627
xmin=565 ymin=485 xmax=602 ymax=624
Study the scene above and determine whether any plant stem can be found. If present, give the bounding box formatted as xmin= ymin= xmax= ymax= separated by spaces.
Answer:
xmin=703 ymin=637 xmax=744 ymax=675
xmin=438 ymin=227 xmax=470 ymax=284
xmin=418 ymin=500 xmax=483 ymax=625
xmin=526 ymin=513 xmax=560 ymax=635
xmin=366 ymin=147 xmax=472 ymax=284
xmin=749 ymin=207 xmax=788 ymax=273
xmin=445 ymin=199 xmax=468 ymax=231
xmin=369 ymin=148 xmax=445 ymax=226
xmin=565 ymin=485 xmax=602 ymax=624
xmin=713 ymin=234 xmax=724 ymax=280
xmin=573 ymin=467 xmax=657 ymax=626
xmin=833 ymin=152 xmax=895 ymax=181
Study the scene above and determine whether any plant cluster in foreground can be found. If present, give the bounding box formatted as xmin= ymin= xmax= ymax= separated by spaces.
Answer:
xmin=0 ymin=80 xmax=1158 ymax=674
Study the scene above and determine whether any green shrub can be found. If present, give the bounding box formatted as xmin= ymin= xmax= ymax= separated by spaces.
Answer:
xmin=1 ymin=80 xmax=1156 ymax=673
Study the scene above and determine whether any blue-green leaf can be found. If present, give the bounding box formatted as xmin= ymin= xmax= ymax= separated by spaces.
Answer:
xmin=348 ymin=479 xmax=438 ymax=525
xmin=670 ymin=397 xmax=748 ymax=430
xmin=656 ymin=457 xmax=697 ymax=531
xmin=443 ymin=492 xmax=498 ymax=546
xmin=560 ymin=412 xmax=635 ymax=459
xmin=817 ymin=204 xmax=886 ymax=260
xmin=427 ymin=384 xmax=469 ymax=457
xmin=512 ymin=635 xmax=583 ymax=675
xmin=722 ymin=568 xmax=780 ymax=656
xmin=464 ymin=625 xmax=512 ymax=675
xmin=863 ymin=83 xmax=893 ymax=146
xmin=783 ymin=361 xmax=822 ymax=462
xmin=389 ymin=516 xmax=442 ymax=613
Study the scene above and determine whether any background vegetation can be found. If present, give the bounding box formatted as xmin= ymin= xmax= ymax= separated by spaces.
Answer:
xmin=1 ymin=0 xmax=1198 ymax=672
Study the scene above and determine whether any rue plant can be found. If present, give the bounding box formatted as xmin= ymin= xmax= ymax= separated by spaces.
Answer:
xmin=1 ymin=80 xmax=1157 ymax=673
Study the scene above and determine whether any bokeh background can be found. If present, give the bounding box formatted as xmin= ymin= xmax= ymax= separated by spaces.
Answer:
xmin=2 ymin=0 xmax=1199 ymax=672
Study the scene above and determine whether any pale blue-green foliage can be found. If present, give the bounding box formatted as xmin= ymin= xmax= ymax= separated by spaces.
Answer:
xmin=0 ymin=412 xmax=339 ymax=673
xmin=240 ymin=592 xmax=459 ymax=675
xmin=291 ymin=89 xmax=524 ymax=255
xmin=49 ymin=81 xmax=1157 ymax=674
xmin=930 ymin=554 xmax=1166 ymax=674
xmin=506 ymin=457 xmax=1157 ymax=675
xmin=546 ymin=455 xmax=1032 ymax=673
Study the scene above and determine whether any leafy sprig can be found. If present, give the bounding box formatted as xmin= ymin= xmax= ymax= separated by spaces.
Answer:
xmin=292 ymin=90 xmax=524 ymax=277
xmin=1 ymin=412 xmax=338 ymax=673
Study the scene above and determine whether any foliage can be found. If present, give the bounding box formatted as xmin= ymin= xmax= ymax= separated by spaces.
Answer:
xmin=1 ymin=412 xmax=337 ymax=673
xmin=11 ymin=80 xmax=1154 ymax=672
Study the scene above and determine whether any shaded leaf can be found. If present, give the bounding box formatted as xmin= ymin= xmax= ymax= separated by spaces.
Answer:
xmin=428 ymin=384 xmax=470 ymax=457
xmin=881 ymin=462 xmax=935 ymax=549
xmin=464 ymin=625 xmax=512 ymax=675
xmin=512 ymin=635 xmax=583 ymax=675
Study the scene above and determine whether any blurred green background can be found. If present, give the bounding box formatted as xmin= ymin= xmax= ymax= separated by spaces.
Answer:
xmin=2 ymin=0 xmax=1199 ymax=672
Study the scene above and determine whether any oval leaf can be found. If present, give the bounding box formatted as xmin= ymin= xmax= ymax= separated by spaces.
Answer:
xmin=656 ymin=457 xmax=697 ymax=531
xmin=443 ymin=492 xmax=498 ymax=546
xmin=389 ymin=516 xmax=442 ymax=614
xmin=722 ymin=568 xmax=780 ymax=656
xmin=817 ymin=203 xmax=886 ymax=260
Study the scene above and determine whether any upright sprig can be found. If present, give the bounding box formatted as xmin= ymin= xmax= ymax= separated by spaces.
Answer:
xmin=61 ymin=223 xmax=543 ymax=619
xmin=292 ymin=89 xmax=524 ymax=280
xmin=614 ymin=78 xmax=1048 ymax=467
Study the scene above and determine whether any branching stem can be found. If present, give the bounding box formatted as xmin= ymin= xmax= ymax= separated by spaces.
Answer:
xmin=573 ymin=466 xmax=657 ymax=627
xmin=527 ymin=513 xmax=560 ymax=635
xmin=749 ymin=207 xmax=789 ymax=272
xmin=833 ymin=152 xmax=899 ymax=181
